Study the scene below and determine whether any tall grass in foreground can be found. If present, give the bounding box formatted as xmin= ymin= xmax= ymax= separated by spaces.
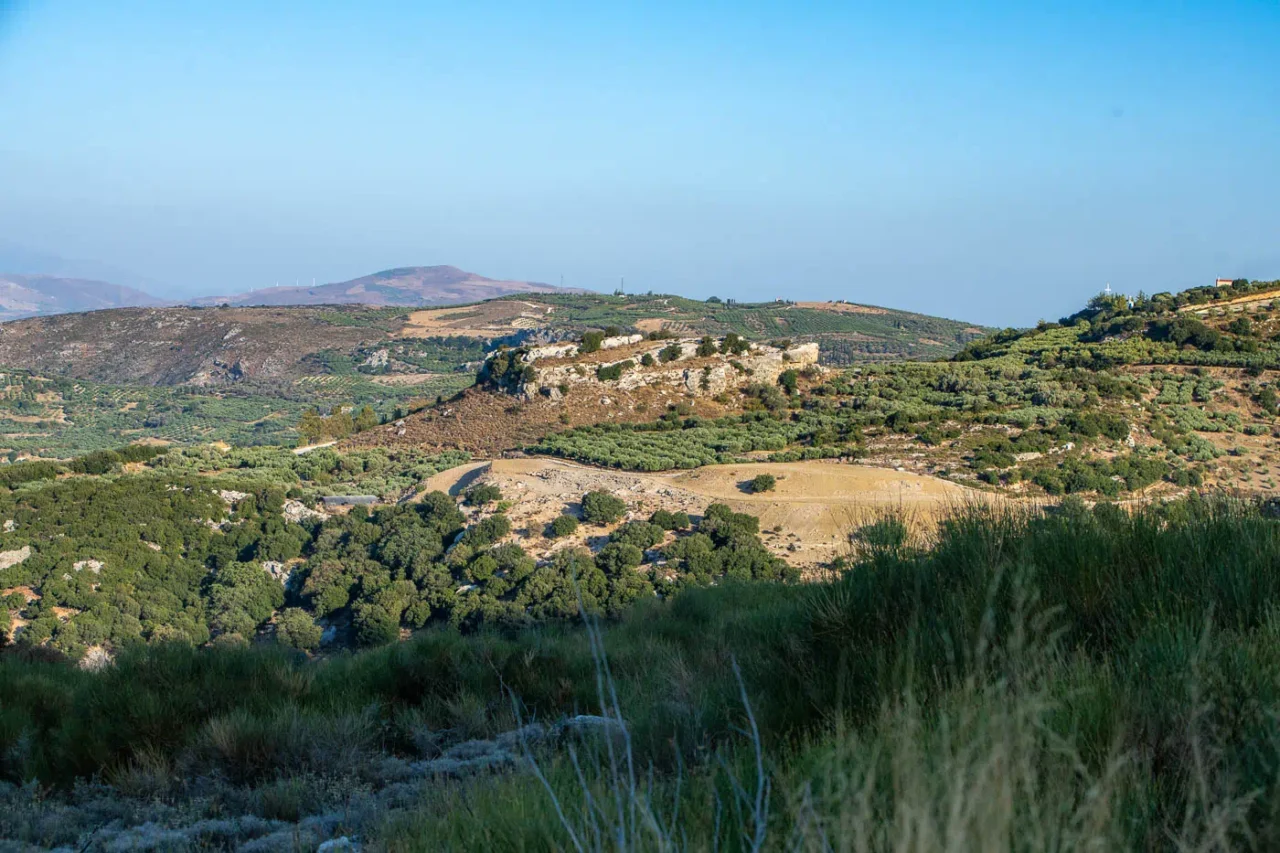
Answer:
xmin=5 ymin=496 xmax=1280 ymax=849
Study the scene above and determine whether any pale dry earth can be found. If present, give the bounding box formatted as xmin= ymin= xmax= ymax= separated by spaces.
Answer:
xmin=398 ymin=301 xmax=557 ymax=340
xmin=421 ymin=457 xmax=997 ymax=568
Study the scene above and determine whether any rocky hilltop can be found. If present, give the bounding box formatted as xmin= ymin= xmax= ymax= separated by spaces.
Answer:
xmin=350 ymin=334 xmax=822 ymax=455
xmin=510 ymin=335 xmax=819 ymax=401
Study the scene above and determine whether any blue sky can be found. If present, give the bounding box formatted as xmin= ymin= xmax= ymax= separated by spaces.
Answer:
xmin=0 ymin=1 xmax=1276 ymax=326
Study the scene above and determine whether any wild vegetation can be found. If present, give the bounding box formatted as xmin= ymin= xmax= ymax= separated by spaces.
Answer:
xmin=0 ymin=368 xmax=473 ymax=458
xmin=0 ymin=445 xmax=791 ymax=660
xmin=531 ymin=285 xmax=1280 ymax=496
xmin=506 ymin=292 xmax=987 ymax=362
xmin=4 ymin=283 xmax=1280 ymax=848
xmin=5 ymin=498 xmax=1280 ymax=849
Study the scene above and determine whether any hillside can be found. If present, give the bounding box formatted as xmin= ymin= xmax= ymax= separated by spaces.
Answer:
xmin=190 ymin=265 xmax=582 ymax=308
xmin=0 ymin=289 xmax=985 ymax=458
xmin=348 ymin=333 xmax=823 ymax=455
xmin=5 ymin=483 xmax=1280 ymax=849
xmin=0 ymin=306 xmax=480 ymax=457
xmin=6 ymin=286 xmax=1280 ymax=849
xmin=0 ymin=305 xmax=424 ymax=387
xmin=0 ymin=273 xmax=164 ymax=322
xmin=364 ymin=280 xmax=1280 ymax=501
xmin=403 ymin=291 xmax=989 ymax=364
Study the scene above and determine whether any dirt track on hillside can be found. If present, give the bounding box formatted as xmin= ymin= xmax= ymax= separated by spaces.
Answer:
xmin=421 ymin=458 xmax=1001 ymax=567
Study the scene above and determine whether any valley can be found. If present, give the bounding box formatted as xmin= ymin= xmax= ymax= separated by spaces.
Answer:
xmin=4 ymin=278 xmax=1280 ymax=851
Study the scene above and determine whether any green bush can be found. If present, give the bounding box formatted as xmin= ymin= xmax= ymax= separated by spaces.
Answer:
xmin=650 ymin=509 xmax=691 ymax=530
xmin=609 ymin=521 xmax=665 ymax=550
xmin=275 ymin=608 xmax=322 ymax=652
xmin=548 ymin=514 xmax=579 ymax=538
xmin=580 ymin=331 xmax=605 ymax=353
xmin=581 ymin=491 xmax=627 ymax=524
xmin=464 ymin=484 xmax=503 ymax=506
xmin=749 ymin=473 xmax=777 ymax=493
xmin=595 ymin=360 xmax=634 ymax=382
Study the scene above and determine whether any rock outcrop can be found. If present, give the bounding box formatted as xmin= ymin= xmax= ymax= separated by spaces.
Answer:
xmin=507 ymin=338 xmax=819 ymax=402
xmin=0 ymin=545 xmax=31 ymax=570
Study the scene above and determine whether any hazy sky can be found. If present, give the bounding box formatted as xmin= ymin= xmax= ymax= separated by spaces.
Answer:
xmin=0 ymin=1 xmax=1276 ymax=326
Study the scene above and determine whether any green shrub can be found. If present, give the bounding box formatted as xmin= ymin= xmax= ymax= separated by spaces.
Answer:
xmin=720 ymin=332 xmax=749 ymax=355
xmin=581 ymin=491 xmax=627 ymax=524
xmin=609 ymin=521 xmax=665 ymax=550
xmin=465 ymin=484 xmax=503 ymax=506
xmin=650 ymin=509 xmax=691 ymax=530
xmin=659 ymin=342 xmax=683 ymax=363
xmin=548 ymin=514 xmax=579 ymax=538
xmin=275 ymin=608 xmax=322 ymax=652
xmin=749 ymin=474 xmax=777 ymax=493
xmin=581 ymin=331 xmax=605 ymax=353
xmin=595 ymin=360 xmax=634 ymax=382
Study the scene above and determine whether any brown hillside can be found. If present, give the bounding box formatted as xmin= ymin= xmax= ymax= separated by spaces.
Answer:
xmin=346 ymin=337 xmax=818 ymax=455
xmin=0 ymin=305 xmax=402 ymax=385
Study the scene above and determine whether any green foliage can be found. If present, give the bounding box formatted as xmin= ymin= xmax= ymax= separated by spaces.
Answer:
xmin=274 ymin=608 xmax=322 ymax=651
xmin=595 ymin=360 xmax=634 ymax=382
xmin=0 ymin=460 xmax=61 ymax=487
xmin=649 ymin=509 xmax=691 ymax=530
xmin=658 ymin=342 xmax=683 ymax=363
xmin=1259 ymin=385 xmax=1278 ymax=415
xmin=581 ymin=491 xmax=626 ymax=524
xmin=749 ymin=473 xmax=777 ymax=493
xmin=778 ymin=368 xmax=799 ymax=395
xmin=0 ymin=365 xmax=473 ymax=460
xmin=547 ymin=514 xmax=579 ymax=538
xmin=10 ymin=499 xmax=1280 ymax=851
xmin=720 ymin=332 xmax=749 ymax=355
xmin=532 ymin=410 xmax=855 ymax=471
xmin=580 ymin=331 xmax=605 ymax=353
xmin=480 ymin=348 xmax=536 ymax=391
xmin=464 ymin=484 xmax=503 ymax=506
xmin=297 ymin=404 xmax=379 ymax=443
xmin=609 ymin=521 xmax=665 ymax=550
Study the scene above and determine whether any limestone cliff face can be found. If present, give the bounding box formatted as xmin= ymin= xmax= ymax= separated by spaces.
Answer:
xmin=502 ymin=338 xmax=820 ymax=402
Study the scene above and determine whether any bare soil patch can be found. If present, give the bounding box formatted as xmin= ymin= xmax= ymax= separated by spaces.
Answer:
xmin=398 ymin=301 xmax=556 ymax=340
xmin=419 ymin=458 xmax=996 ymax=568
xmin=796 ymin=301 xmax=889 ymax=315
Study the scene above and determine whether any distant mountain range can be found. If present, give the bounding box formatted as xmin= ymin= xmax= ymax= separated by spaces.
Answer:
xmin=189 ymin=266 xmax=583 ymax=308
xmin=0 ymin=274 xmax=167 ymax=323
xmin=0 ymin=266 xmax=583 ymax=321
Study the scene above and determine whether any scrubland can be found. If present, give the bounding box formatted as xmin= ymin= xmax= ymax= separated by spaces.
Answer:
xmin=4 ymin=496 xmax=1280 ymax=850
